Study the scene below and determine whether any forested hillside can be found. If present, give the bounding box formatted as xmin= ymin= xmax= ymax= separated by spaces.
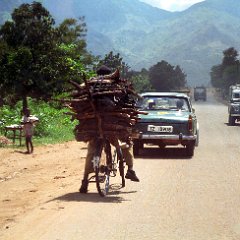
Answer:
xmin=1 ymin=0 xmax=240 ymax=86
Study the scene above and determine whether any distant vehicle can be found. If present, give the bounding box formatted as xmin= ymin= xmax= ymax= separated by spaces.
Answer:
xmin=194 ymin=86 xmax=207 ymax=101
xmin=228 ymin=84 xmax=240 ymax=126
xmin=133 ymin=92 xmax=199 ymax=157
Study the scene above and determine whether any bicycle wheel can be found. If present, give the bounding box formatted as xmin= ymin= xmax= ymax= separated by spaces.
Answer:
xmin=94 ymin=139 xmax=111 ymax=197
xmin=116 ymin=147 xmax=125 ymax=188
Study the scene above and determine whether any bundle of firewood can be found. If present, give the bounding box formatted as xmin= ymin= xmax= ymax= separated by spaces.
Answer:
xmin=63 ymin=69 xmax=145 ymax=142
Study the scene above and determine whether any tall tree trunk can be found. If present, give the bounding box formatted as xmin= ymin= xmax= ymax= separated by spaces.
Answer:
xmin=22 ymin=95 xmax=28 ymax=114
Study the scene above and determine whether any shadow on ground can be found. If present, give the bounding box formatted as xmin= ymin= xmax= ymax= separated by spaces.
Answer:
xmin=224 ymin=122 xmax=240 ymax=127
xmin=49 ymin=186 xmax=137 ymax=203
xmin=135 ymin=146 xmax=193 ymax=160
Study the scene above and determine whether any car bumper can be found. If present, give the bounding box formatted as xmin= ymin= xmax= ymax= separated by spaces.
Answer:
xmin=140 ymin=134 xmax=197 ymax=141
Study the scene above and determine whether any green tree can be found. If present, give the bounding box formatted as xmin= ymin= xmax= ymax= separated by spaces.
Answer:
xmin=222 ymin=65 xmax=240 ymax=87
xmin=174 ymin=65 xmax=187 ymax=89
xmin=0 ymin=2 xmax=56 ymax=50
xmin=149 ymin=60 xmax=186 ymax=91
xmin=210 ymin=64 xmax=223 ymax=88
xmin=130 ymin=74 xmax=153 ymax=93
xmin=221 ymin=47 xmax=240 ymax=89
xmin=0 ymin=0 xmax=23 ymax=25
xmin=56 ymin=17 xmax=96 ymax=81
xmin=0 ymin=2 xmax=58 ymax=109
xmin=222 ymin=47 xmax=239 ymax=66
xmin=128 ymin=68 xmax=154 ymax=93
xmin=0 ymin=40 xmax=9 ymax=106
xmin=57 ymin=17 xmax=86 ymax=44
xmin=210 ymin=47 xmax=240 ymax=94
xmin=97 ymin=51 xmax=130 ymax=77
xmin=0 ymin=2 xmax=92 ymax=110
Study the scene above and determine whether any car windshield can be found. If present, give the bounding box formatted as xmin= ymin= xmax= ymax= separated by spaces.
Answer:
xmin=139 ymin=96 xmax=190 ymax=111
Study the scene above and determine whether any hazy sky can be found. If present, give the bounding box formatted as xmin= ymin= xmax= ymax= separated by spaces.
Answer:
xmin=140 ymin=0 xmax=205 ymax=11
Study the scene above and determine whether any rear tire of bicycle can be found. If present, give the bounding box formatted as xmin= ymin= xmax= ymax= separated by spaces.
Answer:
xmin=95 ymin=141 xmax=111 ymax=197
xmin=95 ymin=165 xmax=110 ymax=197
xmin=117 ymin=147 xmax=125 ymax=188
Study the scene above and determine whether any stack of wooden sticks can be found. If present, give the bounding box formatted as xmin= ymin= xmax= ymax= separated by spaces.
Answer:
xmin=63 ymin=69 xmax=146 ymax=142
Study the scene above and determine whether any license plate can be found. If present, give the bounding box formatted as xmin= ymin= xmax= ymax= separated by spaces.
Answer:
xmin=147 ymin=125 xmax=173 ymax=133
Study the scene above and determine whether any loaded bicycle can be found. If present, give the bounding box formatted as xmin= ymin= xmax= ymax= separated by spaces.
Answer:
xmin=63 ymin=68 xmax=144 ymax=196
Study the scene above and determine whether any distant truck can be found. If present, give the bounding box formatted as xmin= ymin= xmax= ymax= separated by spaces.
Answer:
xmin=194 ymin=86 xmax=207 ymax=101
xmin=228 ymin=84 xmax=240 ymax=125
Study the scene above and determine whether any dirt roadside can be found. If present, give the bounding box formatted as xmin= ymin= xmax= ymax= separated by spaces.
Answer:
xmin=0 ymin=141 xmax=87 ymax=230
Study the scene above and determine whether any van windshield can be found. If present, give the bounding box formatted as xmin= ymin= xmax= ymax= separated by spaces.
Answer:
xmin=232 ymin=92 xmax=240 ymax=99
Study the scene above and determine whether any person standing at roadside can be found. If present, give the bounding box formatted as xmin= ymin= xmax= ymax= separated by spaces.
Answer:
xmin=21 ymin=108 xmax=39 ymax=154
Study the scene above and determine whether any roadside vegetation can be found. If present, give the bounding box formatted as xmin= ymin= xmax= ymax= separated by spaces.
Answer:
xmin=0 ymin=98 xmax=77 ymax=146
xmin=211 ymin=47 xmax=240 ymax=98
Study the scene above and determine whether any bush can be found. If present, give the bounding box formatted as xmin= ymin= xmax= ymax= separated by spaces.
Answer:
xmin=0 ymin=98 xmax=77 ymax=146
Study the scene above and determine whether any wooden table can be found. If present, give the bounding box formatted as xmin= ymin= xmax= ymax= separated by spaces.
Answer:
xmin=4 ymin=125 xmax=24 ymax=146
